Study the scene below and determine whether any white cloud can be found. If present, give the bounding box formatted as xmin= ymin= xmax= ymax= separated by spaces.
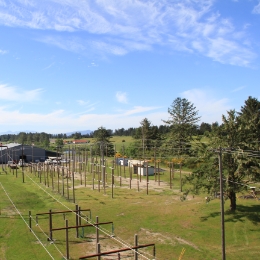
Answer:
xmin=0 ymin=84 xmax=43 ymax=102
xmin=77 ymin=100 xmax=89 ymax=106
xmin=0 ymin=0 xmax=256 ymax=66
xmin=231 ymin=86 xmax=245 ymax=93
xmin=252 ymin=1 xmax=260 ymax=14
xmin=0 ymin=105 xmax=167 ymax=133
xmin=116 ymin=91 xmax=128 ymax=104
xmin=181 ymin=88 xmax=231 ymax=124
xmin=0 ymin=49 xmax=7 ymax=54
xmin=43 ymin=62 xmax=55 ymax=70
xmin=124 ymin=106 xmax=160 ymax=116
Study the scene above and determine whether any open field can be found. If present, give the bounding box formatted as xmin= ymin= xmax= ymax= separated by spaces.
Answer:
xmin=1 ymin=164 xmax=260 ymax=260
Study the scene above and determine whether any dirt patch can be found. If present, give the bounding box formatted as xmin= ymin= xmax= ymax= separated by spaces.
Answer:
xmin=0 ymin=206 xmax=17 ymax=216
xmin=139 ymin=228 xmax=200 ymax=251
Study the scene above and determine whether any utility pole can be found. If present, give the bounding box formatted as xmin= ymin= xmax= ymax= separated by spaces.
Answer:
xmin=101 ymin=142 xmax=105 ymax=189
xmin=218 ymin=147 xmax=226 ymax=260
xmin=22 ymin=143 xmax=24 ymax=183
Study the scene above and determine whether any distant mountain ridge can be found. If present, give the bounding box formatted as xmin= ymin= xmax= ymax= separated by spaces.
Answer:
xmin=0 ymin=130 xmax=93 ymax=135
xmin=65 ymin=130 xmax=93 ymax=136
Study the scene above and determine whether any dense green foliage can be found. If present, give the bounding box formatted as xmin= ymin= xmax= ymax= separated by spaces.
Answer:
xmin=187 ymin=97 xmax=260 ymax=211
xmin=1 ymin=96 xmax=260 ymax=212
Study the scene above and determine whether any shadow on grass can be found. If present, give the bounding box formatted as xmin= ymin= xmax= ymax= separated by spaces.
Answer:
xmin=200 ymin=204 xmax=260 ymax=225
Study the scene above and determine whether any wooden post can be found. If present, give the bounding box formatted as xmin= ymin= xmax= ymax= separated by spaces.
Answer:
xmin=96 ymin=216 xmax=99 ymax=244
xmin=62 ymin=167 xmax=65 ymax=196
xmin=130 ymin=162 xmax=132 ymax=189
xmin=134 ymin=234 xmax=138 ymax=260
xmin=146 ymin=163 xmax=149 ymax=195
xmin=29 ymin=211 xmax=32 ymax=232
xmin=47 ymin=165 xmax=49 ymax=187
xmin=180 ymin=163 xmax=182 ymax=192
xmin=158 ymin=161 xmax=160 ymax=186
xmin=67 ymin=169 xmax=69 ymax=200
xmin=49 ymin=209 xmax=52 ymax=241
xmin=112 ymin=167 xmax=114 ymax=199
xmin=170 ymin=163 xmax=172 ymax=189
xmin=66 ymin=219 xmax=69 ymax=260
xmin=51 ymin=166 xmax=54 ymax=191
xmin=97 ymin=243 xmax=101 ymax=260
xmin=76 ymin=205 xmax=79 ymax=238
xmin=72 ymin=171 xmax=75 ymax=203
xmin=79 ymin=206 xmax=82 ymax=226
xmin=57 ymin=166 xmax=60 ymax=194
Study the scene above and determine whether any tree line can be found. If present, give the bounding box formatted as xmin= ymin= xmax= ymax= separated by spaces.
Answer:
xmin=98 ymin=96 xmax=260 ymax=211
xmin=1 ymin=95 xmax=260 ymax=211
xmin=0 ymin=120 xmax=216 ymax=145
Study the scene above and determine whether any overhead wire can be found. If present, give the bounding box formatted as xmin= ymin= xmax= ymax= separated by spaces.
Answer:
xmin=0 ymin=182 xmax=56 ymax=260
xmin=24 ymin=171 xmax=154 ymax=260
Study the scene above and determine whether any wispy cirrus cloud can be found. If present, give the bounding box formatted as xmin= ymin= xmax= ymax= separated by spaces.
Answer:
xmin=77 ymin=100 xmax=89 ymax=106
xmin=181 ymin=88 xmax=231 ymax=124
xmin=116 ymin=91 xmax=128 ymax=104
xmin=42 ymin=62 xmax=55 ymax=70
xmin=0 ymin=104 xmax=166 ymax=133
xmin=231 ymin=86 xmax=245 ymax=93
xmin=252 ymin=1 xmax=260 ymax=14
xmin=0 ymin=84 xmax=43 ymax=102
xmin=124 ymin=106 xmax=160 ymax=116
xmin=0 ymin=0 xmax=256 ymax=66
xmin=0 ymin=49 xmax=7 ymax=54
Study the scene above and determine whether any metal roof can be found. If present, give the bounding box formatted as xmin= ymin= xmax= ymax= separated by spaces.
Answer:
xmin=0 ymin=143 xmax=21 ymax=150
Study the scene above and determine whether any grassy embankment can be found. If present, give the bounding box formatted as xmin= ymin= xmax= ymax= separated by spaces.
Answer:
xmin=1 ymin=163 xmax=260 ymax=260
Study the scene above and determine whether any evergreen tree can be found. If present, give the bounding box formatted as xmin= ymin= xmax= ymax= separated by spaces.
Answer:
xmin=93 ymin=127 xmax=114 ymax=156
xmin=163 ymin=97 xmax=200 ymax=156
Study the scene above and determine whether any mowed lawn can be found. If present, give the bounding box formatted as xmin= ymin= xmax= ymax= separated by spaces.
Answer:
xmin=1 ymin=167 xmax=260 ymax=260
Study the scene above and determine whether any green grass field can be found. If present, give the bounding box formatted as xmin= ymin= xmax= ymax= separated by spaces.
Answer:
xmin=1 ymin=164 xmax=260 ymax=260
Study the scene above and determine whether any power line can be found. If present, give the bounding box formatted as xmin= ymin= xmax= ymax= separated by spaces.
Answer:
xmin=0 ymin=182 xmax=56 ymax=260
xmin=24 ymin=171 xmax=154 ymax=260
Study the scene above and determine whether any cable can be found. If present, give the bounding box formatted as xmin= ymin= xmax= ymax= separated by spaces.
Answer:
xmin=24 ymin=171 xmax=154 ymax=260
xmin=30 ymin=215 xmax=67 ymax=259
xmin=0 ymin=182 xmax=56 ymax=260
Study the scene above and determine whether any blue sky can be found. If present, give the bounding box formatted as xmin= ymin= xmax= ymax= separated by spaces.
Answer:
xmin=0 ymin=0 xmax=260 ymax=134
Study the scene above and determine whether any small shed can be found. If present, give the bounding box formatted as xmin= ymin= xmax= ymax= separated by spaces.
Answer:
xmin=133 ymin=164 xmax=166 ymax=176
xmin=128 ymin=159 xmax=148 ymax=167
xmin=134 ymin=166 xmax=155 ymax=176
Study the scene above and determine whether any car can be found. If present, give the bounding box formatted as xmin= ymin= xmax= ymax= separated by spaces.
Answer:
xmin=44 ymin=159 xmax=53 ymax=165
xmin=7 ymin=161 xmax=13 ymax=166
xmin=61 ymin=159 xmax=69 ymax=163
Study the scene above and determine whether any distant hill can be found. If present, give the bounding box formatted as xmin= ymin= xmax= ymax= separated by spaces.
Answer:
xmin=0 ymin=130 xmax=93 ymax=136
xmin=65 ymin=130 xmax=93 ymax=136
xmin=0 ymin=130 xmax=35 ymax=135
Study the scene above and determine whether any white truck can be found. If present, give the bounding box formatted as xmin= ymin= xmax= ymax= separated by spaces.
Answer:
xmin=44 ymin=159 xmax=53 ymax=165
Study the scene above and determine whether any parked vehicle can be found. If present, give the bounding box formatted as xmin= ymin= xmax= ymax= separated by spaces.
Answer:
xmin=7 ymin=161 xmax=13 ymax=166
xmin=18 ymin=159 xmax=26 ymax=166
xmin=44 ymin=159 xmax=53 ymax=165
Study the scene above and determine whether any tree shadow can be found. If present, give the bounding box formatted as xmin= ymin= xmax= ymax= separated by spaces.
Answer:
xmin=226 ymin=204 xmax=260 ymax=225
xmin=200 ymin=204 xmax=260 ymax=225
